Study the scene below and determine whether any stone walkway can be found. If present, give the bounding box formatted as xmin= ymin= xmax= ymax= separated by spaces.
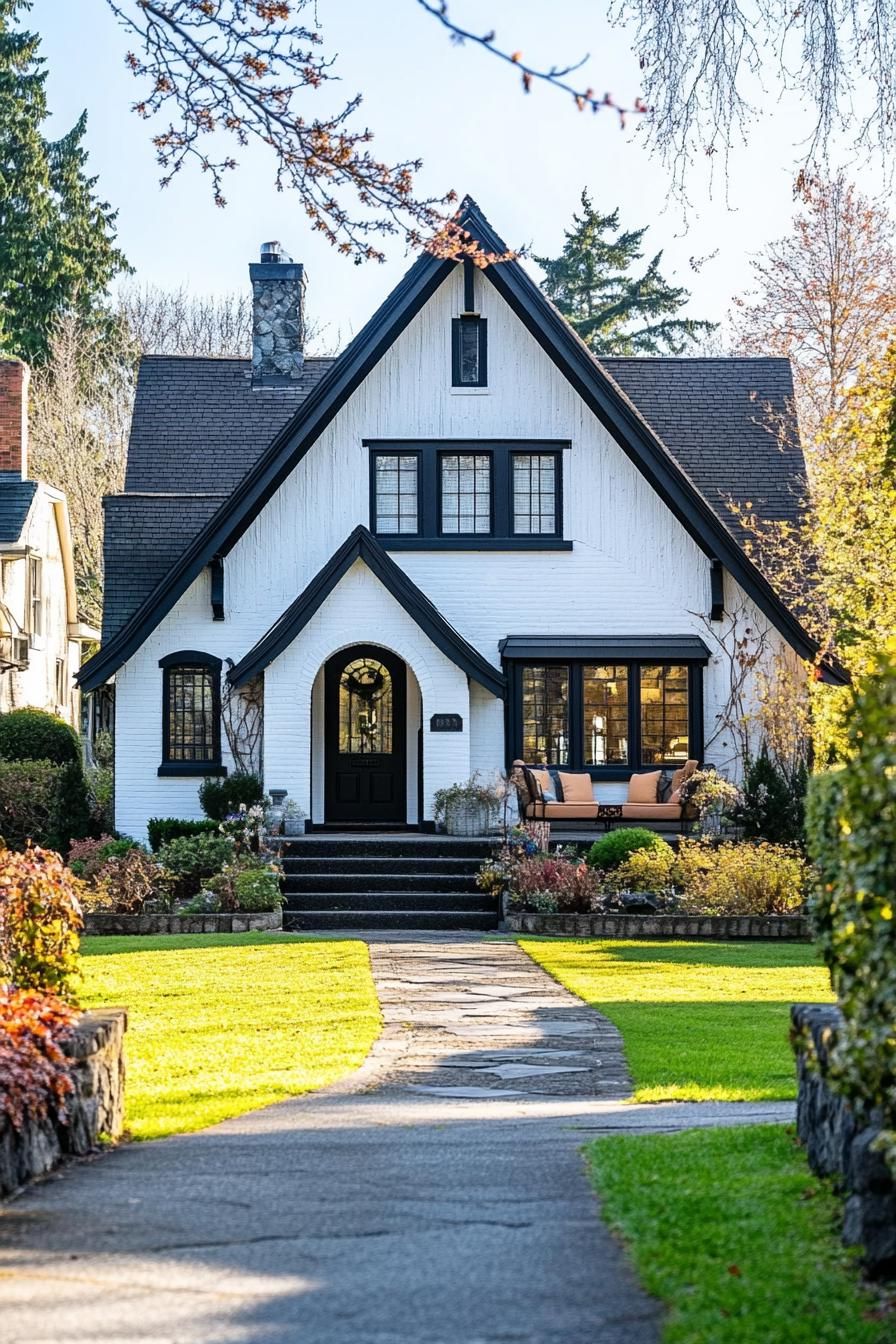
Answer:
xmin=0 ymin=935 xmax=794 ymax=1343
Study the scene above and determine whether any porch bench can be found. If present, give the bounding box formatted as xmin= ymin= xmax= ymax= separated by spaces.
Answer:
xmin=511 ymin=759 xmax=698 ymax=830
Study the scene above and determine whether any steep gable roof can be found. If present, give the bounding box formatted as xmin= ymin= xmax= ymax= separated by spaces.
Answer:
xmin=0 ymin=474 xmax=37 ymax=545
xmin=79 ymin=199 xmax=838 ymax=692
xmin=229 ymin=525 xmax=505 ymax=697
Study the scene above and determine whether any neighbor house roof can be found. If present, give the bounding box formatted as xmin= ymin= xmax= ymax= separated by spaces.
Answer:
xmin=0 ymin=474 xmax=37 ymax=545
xmin=80 ymin=198 xmax=841 ymax=692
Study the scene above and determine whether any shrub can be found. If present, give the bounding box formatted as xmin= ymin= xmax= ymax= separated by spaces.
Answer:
xmin=147 ymin=817 xmax=219 ymax=851
xmin=675 ymin=838 xmax=808 ymax=916
xmin=0 ymin=843 xmax=83 ymax=997
xmin=156 ymin=832 xmax=234 ymax=897
xmin=91 ymin=849 xmax=167 ymax=915
xmin=233 ymin=865 xmax=283 ymax=912
xmin=0 ymin=760 xmax=62 ymax=849
xmin=613 ymin=844 xmax=678 ymax=893
xmin=86 ymin=763 xmax=114 ymax=835
xmin=198 ymin=773 xmax=264 ymax=822
xmin=804 ymin=767 xmax=846 ymax=895
xmin=0 ymin=709 xmax=80 ymax=766
xmin=0 ymin=987 xmax=76 ymax=1129
xmin=587 ymin=828 xmax=674 ymax=870
xmin=510 ymin=853 xmax=600 ymax=914
xmin=733 ymin=743 xmax=808 ymax=846
xmin=52 ymin=759 xmax=91 ymax=851
xmin=804 ymin=647 xmax=896 ymax=1174
xmin=68 ymin=835 xmax=142 ymax=881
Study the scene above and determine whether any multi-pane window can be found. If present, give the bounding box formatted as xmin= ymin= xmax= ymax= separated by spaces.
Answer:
xmin=452 ymin=316 xmax=487 ymax=387
xmin=640 ymin=664 xmax=689 ymax=764
xmin=28 ymin=555 xmax=42 ymax=642
xmin=440 ymin=453 xmax=491 ymax=534
xmin=521 ymin=665 xmax=569 ymax=763
xmin=583 ymin=664 xmax=629 ymax=764
xmin=55 ymin=658 xmax=67 ymax=709
xmin=513 ymin=660 xmax=695 ymax=769
xmin=338 ymin=656 xmax=393 ymax=754
xmin=162 ymin=659 xmax=221 ymax=765
xmin=513 ymin=453 xmax=558 ymax=535
xmin=374 ymin=454 xmax=418 ymax=534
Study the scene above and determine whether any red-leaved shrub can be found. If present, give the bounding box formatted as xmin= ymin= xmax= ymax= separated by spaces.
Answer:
xmin=0 ymin=987 xmax=76 ymax=1130
xmin=0 ymin=843 xmax=83 ymax=997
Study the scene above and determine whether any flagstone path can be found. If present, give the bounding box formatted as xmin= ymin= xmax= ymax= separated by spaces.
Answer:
xmin=0 ymin=935 xmax=794 ymax=1343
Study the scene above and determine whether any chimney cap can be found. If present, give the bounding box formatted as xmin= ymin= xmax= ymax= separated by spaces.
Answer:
xmin=260 ymin=240 xmax=292 ymax=264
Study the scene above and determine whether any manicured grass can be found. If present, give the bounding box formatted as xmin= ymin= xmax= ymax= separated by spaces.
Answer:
xmin=587 ymin=1126 xmax=889 ymax=1344
xmin=519 ymin=939 xmax=833 ymax=1101
xmin=80 ymin=934 xmax=381 ymax=1139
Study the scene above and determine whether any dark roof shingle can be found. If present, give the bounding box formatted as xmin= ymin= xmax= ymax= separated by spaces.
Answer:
xmin=0 ymin=475 xmax=37 ymax=545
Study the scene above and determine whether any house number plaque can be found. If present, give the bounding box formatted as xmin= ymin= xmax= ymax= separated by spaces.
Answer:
xmin=430 ymin=713 xmax=463 ymax=732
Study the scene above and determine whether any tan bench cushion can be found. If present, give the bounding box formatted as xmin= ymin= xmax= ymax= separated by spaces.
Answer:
xmin=524 ymin=802 xmax=600 ymax=820
xmin=621 ymin=803 xmax=682 ymax=820
xmin=557 ymin=771 xmax=595 ymax=803
xmin=627 ymin=770 xmax=662 ymax=803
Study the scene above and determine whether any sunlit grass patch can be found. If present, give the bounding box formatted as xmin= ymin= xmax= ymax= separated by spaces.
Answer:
xmin=520 ymin=938 xmax=833 ymax=1100
xmin=81 ymin=933 xmax=381 ymax=1139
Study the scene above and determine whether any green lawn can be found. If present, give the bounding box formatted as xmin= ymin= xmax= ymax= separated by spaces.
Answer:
xmin=519 ymin=939 xmax=833 ymax=1101
xmin=80 ymin=934 xmax=381 ymax=1139
xmin=588 ymin=1126 xmax=889 ymax=1344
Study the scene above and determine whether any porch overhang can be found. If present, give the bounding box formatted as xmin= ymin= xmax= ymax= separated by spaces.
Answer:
xmin=228 ymin=525 xmax=506 ymax=698
xmin=499 ymin=635 xmax=712 ymax=662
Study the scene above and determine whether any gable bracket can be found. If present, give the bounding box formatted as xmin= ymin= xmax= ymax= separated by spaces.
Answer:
xmin=710 ymin=559 xmax=724 ymax=622
xmin=210 ymin=554 xmax=225 ymax=621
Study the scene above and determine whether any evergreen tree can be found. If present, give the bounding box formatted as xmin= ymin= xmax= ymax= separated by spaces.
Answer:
xmin=0 ymin=0 xmax=128 ymax=363
xmin=536 ymin=190 xmax=714 ymax=355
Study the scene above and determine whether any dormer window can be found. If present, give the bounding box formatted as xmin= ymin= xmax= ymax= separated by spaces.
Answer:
xmin=452 ymin=316 xmax=487 ymax=387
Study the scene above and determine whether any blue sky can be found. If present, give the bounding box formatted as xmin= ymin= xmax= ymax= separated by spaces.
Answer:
xmin=30 ymin=0 xmax=888 ymax=351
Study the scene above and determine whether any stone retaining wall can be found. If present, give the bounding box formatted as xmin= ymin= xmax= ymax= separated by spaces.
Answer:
xmin=83 ymin=910 xmax=283 ymax=936
xmin=506 ymin=912 xmax=810 ymax=939
xmin=792 ymin=1003 xmax=896 ymax=1277
xmin=0 ymin=1008 xmax=127 ymax=1199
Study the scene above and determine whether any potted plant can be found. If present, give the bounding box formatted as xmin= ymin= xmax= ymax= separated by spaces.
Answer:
xmin=282 ymin=798 xmax=306 ymax=837
xmin=681 ymin=768 xmax=742 ymax=836
xmin=433 ymin=773 xmax=501 ymax=836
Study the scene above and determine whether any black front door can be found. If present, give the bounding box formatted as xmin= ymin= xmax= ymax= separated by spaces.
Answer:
xmin=324 ymin=645 xmax=407 ymax=824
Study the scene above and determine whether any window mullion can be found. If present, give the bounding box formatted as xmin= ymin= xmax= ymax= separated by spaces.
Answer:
xmin=629 ymin=663 xmax=640 ymax=768
xmin=569 ymin=663 xmax=583 ymax=769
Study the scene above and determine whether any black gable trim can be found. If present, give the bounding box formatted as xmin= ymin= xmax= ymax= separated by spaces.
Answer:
xmin=228 ymin=524 xmax=506 ymax=698
xmin=78 ymin=248 xmax=455 ymax=692
xmin=79 ymin=197 xmax=838 ymax=692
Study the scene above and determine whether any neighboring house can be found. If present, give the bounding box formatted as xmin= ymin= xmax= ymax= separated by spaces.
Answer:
xmin=79 ymin=201 xmax=844 ymax=841
xmin=0 ymin=360 xmax=95 ymax=726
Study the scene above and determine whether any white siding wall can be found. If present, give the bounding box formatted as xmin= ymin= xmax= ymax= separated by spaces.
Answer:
xmin=0 ymin=488 xmax=78 ymax=724
xmin=113 ymin=264 xmax=798 ymax=838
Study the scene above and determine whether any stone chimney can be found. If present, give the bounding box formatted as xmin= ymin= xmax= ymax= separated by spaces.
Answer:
xmin=0 ymin=359 xmax=28 ymax=477
xmin=250 ymin=242 xmax=306 ymax=384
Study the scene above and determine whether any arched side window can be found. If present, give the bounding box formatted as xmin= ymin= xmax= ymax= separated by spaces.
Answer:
xmin=158 ymin=651 xmax=225 ymax=776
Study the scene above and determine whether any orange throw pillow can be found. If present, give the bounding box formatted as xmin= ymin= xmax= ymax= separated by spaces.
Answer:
xmin=627 ymin=770 xmax=662 ymax=803
xmin=529 ymin=768 xmax=553 ymax=800
xmin=558 ymin=771 xmax=595 ymax=803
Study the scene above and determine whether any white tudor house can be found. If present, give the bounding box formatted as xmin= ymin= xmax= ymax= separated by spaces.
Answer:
xmin=0 ymin=359 xmax=94 ymax=726
xmin=79 ymin=200 xmax=843 ymax=842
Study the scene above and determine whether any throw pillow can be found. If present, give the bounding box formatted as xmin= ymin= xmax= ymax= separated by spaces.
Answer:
xmin=529 ymin=768 xmax=553 ymax=800
xmin=558 ymin=771 xmax=595 ymax=803
xmin=627 ymin=770 xmax=662 ymax=803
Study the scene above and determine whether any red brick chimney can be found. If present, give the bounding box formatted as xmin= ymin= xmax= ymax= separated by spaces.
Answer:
xmin=0 ymin=359 xmax=28 ymax=478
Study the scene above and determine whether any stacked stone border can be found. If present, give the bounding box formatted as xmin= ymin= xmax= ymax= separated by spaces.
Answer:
xmin=506 ymin=912 xmax=810 ymax=939
xmin=793 ymin=1003 xmax=896 ymax=1277
xmin=84 ymin=911 xmax=283 ymax=936
xmin=1 ymin=1008 xmax=127 ymax=1199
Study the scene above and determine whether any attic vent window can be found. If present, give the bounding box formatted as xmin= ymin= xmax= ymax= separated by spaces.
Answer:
xmin=452 ymin=316 xmax=487 ymax=387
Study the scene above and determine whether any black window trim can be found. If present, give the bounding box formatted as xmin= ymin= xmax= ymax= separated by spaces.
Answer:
xmin=365 ymin=439 xmax=571 ymax=551
xmin=158 ymin=649 xmax=227 ymax=777
xmin=505 ymin=656 xmax=704 ymax=778
xmin=451 ymin=315 xmax=487 ymax=387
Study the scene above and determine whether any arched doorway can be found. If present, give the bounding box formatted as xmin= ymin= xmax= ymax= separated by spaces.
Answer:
xmin=324 ymin=645 xmax=407 ymax=824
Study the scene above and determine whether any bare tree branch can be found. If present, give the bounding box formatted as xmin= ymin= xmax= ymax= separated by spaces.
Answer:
xmin=102 ymin=0 xmax=512 ymax=265
xmin=415 ymin=0 xmax=648 ymax=125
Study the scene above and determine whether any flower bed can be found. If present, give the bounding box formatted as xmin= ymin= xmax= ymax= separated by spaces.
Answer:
xmin=480 ymin=824 xmax=809 ymax=922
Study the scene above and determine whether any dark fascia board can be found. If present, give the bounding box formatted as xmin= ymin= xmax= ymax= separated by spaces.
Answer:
xmin=467 ymin=206 xmax=834 ymax=673
xmin=228 ymin=524 xmax=506 ymax=698
xmin=499 ymin=634 xmax=711 ymax=662
xmin=79 ymin=196 xmax=837 ymax=690
xmin=77 ymin=246 xmax=455 ymax=692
